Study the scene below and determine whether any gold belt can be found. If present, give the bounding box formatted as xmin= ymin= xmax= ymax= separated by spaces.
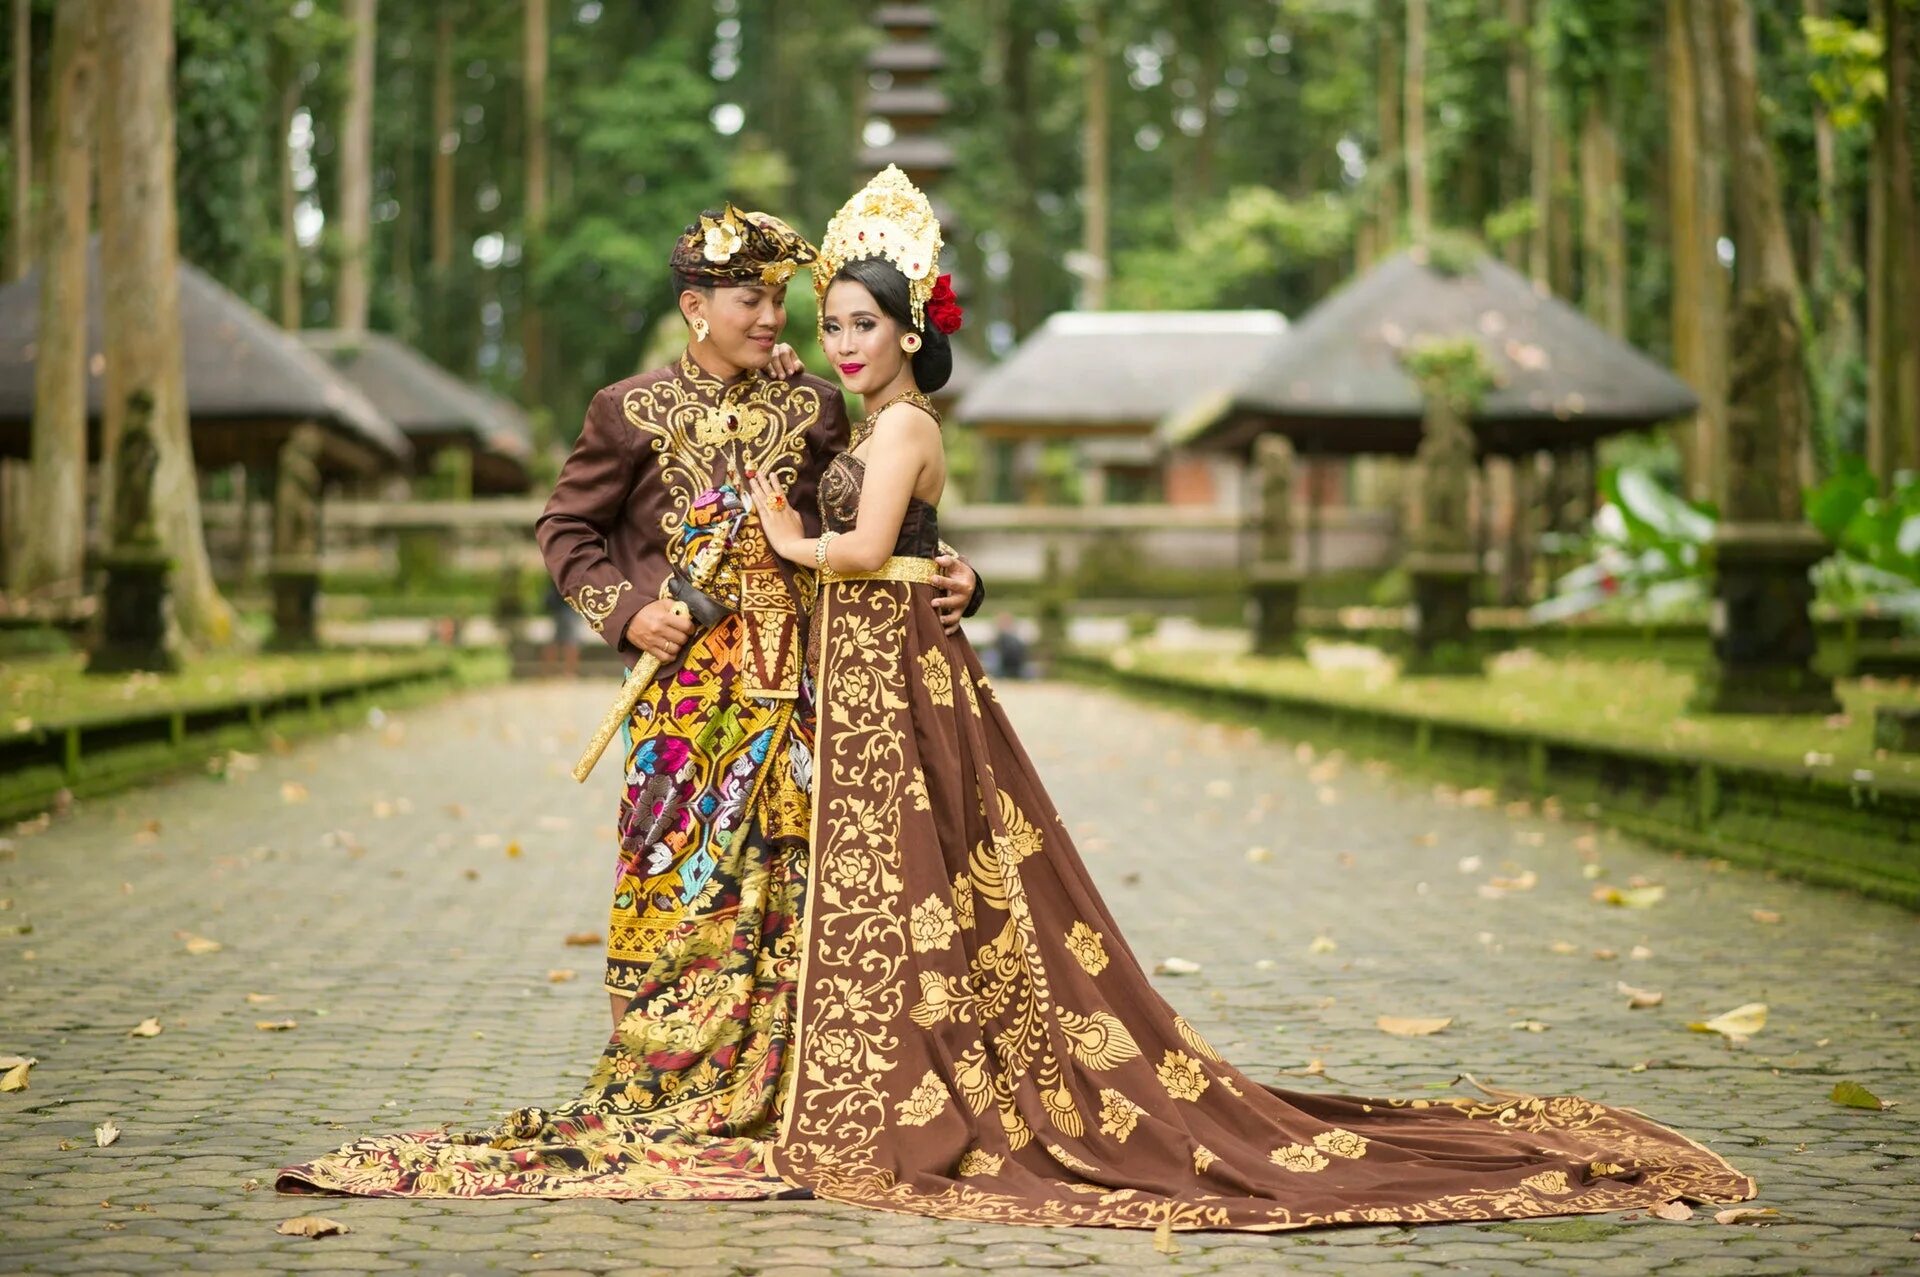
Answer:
xmin=822 ymin=555 xmax=938 ymax=586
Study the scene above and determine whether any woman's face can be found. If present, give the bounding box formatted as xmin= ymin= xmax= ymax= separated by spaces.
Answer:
xmin=822 ymin=277 xmax=907 ymax=397
xmin=685 ymin=283 xmax=787 ymax=373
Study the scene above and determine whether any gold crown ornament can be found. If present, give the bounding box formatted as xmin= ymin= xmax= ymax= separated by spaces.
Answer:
xmin=815 ymin=165 xmax=945 ymax=328
xmin=670 ymin=202 xmax=818 ymax=289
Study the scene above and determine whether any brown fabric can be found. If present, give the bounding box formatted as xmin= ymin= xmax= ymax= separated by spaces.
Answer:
xmin=536 ymin=352 xmax=850 ymax=667
xmin=818 ymin=451 xmax=943 ymax=559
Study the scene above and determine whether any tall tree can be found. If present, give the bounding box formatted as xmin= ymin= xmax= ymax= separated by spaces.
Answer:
xmin=1526 ymin=5 xmax=1552 ymax=285
xmin=1868 ymin=0 xmax=1920 ymax=483
xmin=1501 ymin=0 xmax=1530 ymax=268
xmin=8 ymin=0 xmax=29 ymax=279
xmin=98 ymin=0 xmax=233 ymax=647
xmin=1667 ymin=0 xmax=1727 ymax=505
xmin=1079 ymin=2 xmax=1110 ymax=309
xmin=522 ymin=0 xmax=548 ymax=407
xmin=1404 ymin=0 xmax=1431 ymax=243
xmin=20 ymin=0 xmax=97 ymax=600
xmin=335 ymin=0 xmax=375 ymax=332
xmin=1371 ymin=0 xmax=1404 ymax=263
xmin=431 ymin=0 xmax=456 ymax=276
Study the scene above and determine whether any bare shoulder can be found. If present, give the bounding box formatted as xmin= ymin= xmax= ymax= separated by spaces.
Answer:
xmin=871 ymin=399 xmax=943 ymax=450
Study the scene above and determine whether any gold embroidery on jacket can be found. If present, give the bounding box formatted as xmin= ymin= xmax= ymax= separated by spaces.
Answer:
xmin=566 ymin=579 xmax=633 ymax=633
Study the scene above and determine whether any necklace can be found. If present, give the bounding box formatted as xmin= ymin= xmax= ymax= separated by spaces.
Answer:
xmin=852 ymin=388 xmax=941 ymax=451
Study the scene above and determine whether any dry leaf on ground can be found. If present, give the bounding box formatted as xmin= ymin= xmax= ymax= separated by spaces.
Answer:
xmin=506 ymin=841 xmax=523 ymax=859
xmin=1155 ymin=958 xmax=1202 ymax=976
xmin=563 ymin=931 xmax=602 ymax=947
xmin=280 ymin=782 xmax=310 ymax=804
xmin=1510 ymin=1020 xmax=1549 ymax=1032
xmin=1307 ymin=936 xmax=1338 ymax=955
xmin=1245 ymin=846 xmax=1272 ymax=864
xmin=1649 ymin=1200 xmax=1694 ymax=1222
xmin=1488 ymin=870 xmax=1538 ymax=892
xmin=1688 ymin=1002 xmax=1768 ymax=1041
xmin=1279 ymin=1058 xmax=1327 ymax=1077
xmin=182 ymin=935 xmax=223 ymax=956
xmin=1 ymin=1057 xmax=36 ymax=1091
xmin=1549 ymin=941 xmax=1578 ymax=955
xmin=1377 ymin=1015 xmax=1453 ymax=1037
xmin=1829 ymin=1081 xmax=1895 ymax=1111
xmin=245 ymin=993 xmax=276 ymax=1004
xmin=1618 ymin=982 xmax=1664 ymax=1010
xmin=547 ymin=969 xmax=577 ymax=984
xmin=276 ymin=1216 xmax=349 ymax=1239
xmin=94 ymin=1120 xmax=120 ymax=1147
xmin=1713 ymin=1207 xmax=1779 ymax=1225
xmin=1153 ymin=1213 xmax=1180 ymax=1255
xmin=1592 ymin=884 xmax=1666 ymax=908
xmin=254 ymin=1019 xmax=298 ymax=1032
xmin=1750 ymin=909 xmax=1782 ymax=924
xmin=1457 ymin=855 xmax=1482 ymax=874
xmin=127 ymin=1019 xmax=162 ymax=1038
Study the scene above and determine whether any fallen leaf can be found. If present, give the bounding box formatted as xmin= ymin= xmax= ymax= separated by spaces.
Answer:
xmin=1155 ymin=957 xmax=1202 ymax=976
xmin=1688 ymin=1002 xmax=1768 ymax=1041
xmin=1549 ymin=941 xmax=1578 ymax=955
xmin=1457 ymin=855 xmax=1482 ymax=873
xmin=1377 ymin=1015 xmax=1452 ymax=1037
xmin=94 ymin=1120 xmax=120 ymax=1147
xmin=1750 ymin=909 xmax=1782 ymax=925
xmin=254 ymin=1019 xmax=298 ymax=1032
xmin=546 ymin=969 xmax=577 ymax=984
xmin=1630 ymin=945 xmax=1654 ymax=960
xmin=1592 ymin=884 xmax=1666 ymax=908
xmin=1278 ymin=1058 xmax=1327 ymax=1078
xmin=1245 ymin=846 xmax=1272 ymax=864
xmin=1713 ymin=1207 xmax=1779 ymax=1226
xmin=182 ymin=935 xmax=223 ymax=956
xmin=1488 ymin=870 xmax=1538 ymax=892
xmin=505 ymin=841 xmax=523 ymax=859
xmin=1829 ymin=1081 xmax=1894 ymax=1111
xmin=1649 ymin=1200 xmax=1694 ymax=1222
xmin=1581 ymin=863 xmax=1605 ymax=880
xmin=127 ymin=1018 xmax=162 ymax=1038
xmin=1307 ymin=936 xmax=1338 ymax=955
xmin=276 ymin=1216 xmax=349 ymax=1239
xmin=280 ymin=782 xmax=310 ymax=804
xmin=1 ymin=1057 xmax=35 ymax=1091
xmin=1510 ymin=1020 xmax=1550 ymax=1032
xmin=58 ymin=1137 xmax=77 ymax=1151
xmin=1618 ymin=982 xmax=1664 ymax=1010
xmin=245 ymin=993 xmax=277 ymax=1005
xmin=1592 ymin=948 xmax=1618 ymax=961
xmin=1153 ymin=1212 xmax=1179 ymax=1255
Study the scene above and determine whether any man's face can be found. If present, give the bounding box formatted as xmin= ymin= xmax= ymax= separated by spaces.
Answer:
xmin=688 ymin=283 xmax=788 ymax=372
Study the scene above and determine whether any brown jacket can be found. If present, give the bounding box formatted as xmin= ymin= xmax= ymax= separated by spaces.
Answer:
xmin=537 ymin=353 xmax=849 ymax=677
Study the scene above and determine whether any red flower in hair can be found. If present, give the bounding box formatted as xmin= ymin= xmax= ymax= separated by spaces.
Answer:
xmin=926 ymin=273 xmax=964 ymax=335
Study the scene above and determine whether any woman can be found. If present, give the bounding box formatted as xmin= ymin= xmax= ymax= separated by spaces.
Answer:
xmin=281 ymin=170 xmax=1753 ymax=1234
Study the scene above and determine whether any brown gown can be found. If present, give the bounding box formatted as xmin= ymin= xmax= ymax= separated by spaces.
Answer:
xmin=280 ymin=451 xmax=1754 ymax=1230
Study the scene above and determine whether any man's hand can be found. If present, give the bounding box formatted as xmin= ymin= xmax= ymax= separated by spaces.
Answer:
xmin=624 ymin=597 xmax=695 ymax=663
xmin=931 ymin=554 xmax=977 ymax=636
xmin=768 ymin=343 xmax=804 ymax=380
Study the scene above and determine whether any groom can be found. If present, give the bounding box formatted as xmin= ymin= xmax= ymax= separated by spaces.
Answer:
xmin=538 ymin=204 xmax=981 ymax=1024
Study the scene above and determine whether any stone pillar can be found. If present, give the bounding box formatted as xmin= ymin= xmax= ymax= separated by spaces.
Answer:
xmin=1248 ymin=433 xmax=1303 ymax=656
xmin=1036 ymin=538 xmax=1068 ymax=666
xmin=266 ymin=423 xmax=324 ymax=651
xmin=88 ymin=391 xmax=177 ymax=674
xmin=1400 ymin=337 xmax=1490 ymax=676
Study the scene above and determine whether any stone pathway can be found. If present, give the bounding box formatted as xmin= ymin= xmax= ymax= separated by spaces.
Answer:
xmin=2 ymin=679 xmax=1915 ymax=1275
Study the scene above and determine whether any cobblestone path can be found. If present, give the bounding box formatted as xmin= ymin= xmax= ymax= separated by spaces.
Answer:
xmin=2 ymin=679 xmax=1915 ymax=1275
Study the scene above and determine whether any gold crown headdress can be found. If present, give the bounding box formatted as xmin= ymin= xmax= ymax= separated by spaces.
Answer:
xmin=815 ymin=166 xmax=944 ymax=328
xmin=670 ymin=202 xmax=817 ymax=288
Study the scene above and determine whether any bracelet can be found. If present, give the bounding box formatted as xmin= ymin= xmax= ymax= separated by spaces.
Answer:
xmin=815 ymin=531 xmax=838 ymax=570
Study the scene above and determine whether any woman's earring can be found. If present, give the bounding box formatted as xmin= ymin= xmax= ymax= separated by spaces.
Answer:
xmin=692 ymin=317 xmax=710 ymax=343
xmin=900 ymin=332 xmax=922 ymax=353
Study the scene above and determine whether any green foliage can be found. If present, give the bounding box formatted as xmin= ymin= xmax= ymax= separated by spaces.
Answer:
xmin=1805 ymin=457 xmax=1920 ymax=617
xmin=1802 ymin=15 xmax=1887 ymax=133
xmin=1111 ymin=186 xmax=1353 ymax=310
xmin=1401 ymin=333 xmax=1495 ymax=411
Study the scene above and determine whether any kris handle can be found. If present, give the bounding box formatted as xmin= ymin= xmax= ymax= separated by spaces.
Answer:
xmin=570 ymin=601 xmax=690 ymax=783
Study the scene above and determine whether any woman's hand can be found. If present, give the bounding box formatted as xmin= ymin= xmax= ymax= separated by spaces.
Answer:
xmin=746 ymin=473 xmax=806 ymax=561
xmin=768 ymin=343 xmax=804 ymax=379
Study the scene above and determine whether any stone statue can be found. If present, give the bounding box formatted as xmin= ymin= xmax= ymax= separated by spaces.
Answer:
xmin=112 ymin=390 xmax=161 ymax=550
xmin=1254 ymin=434 xmax=1294 ymax=567
xmin=273 ymin=424 xmax=324 ymax=565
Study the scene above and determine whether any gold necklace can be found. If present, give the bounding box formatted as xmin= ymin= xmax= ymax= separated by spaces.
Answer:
xmin=853 ymin=388 xmax=940 ymax=450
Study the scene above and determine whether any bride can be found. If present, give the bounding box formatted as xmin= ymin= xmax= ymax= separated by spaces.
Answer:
xmin=281 ymin=169 xmax=1753 ymax=1232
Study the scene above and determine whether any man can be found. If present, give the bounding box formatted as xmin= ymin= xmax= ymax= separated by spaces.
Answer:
xmin=539 ymin=204 xmax=981 ymax=1025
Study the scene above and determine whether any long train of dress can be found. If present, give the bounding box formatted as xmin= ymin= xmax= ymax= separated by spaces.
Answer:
xmin=280 ymin=495 xmax=1753 ymax=1228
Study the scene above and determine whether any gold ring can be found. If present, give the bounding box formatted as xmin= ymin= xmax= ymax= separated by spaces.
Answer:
xmin=771 ymin=494 xmax=787 ymax=510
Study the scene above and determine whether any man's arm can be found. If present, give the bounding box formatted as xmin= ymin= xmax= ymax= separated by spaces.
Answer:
xmin=535 ymin=388 xmax=657 ymax=657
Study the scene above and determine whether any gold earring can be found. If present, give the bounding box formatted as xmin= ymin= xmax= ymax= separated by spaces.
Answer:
xmin=692 ymin=317 xmax=710 ymax=343
xmin=900 ymin=332 xmax=922 ymax=353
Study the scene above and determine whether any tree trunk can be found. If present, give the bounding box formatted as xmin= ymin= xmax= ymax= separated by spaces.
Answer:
xmin=275 ymin=42 xmax=301 ymax=330
xmin=432 ymin=1 xmax=455 ymax=273
xmin=1527 ymin=9 xmax=1552 ymax=286
xmin=1404 ymin=0 xmax=1431 ymax=244
xmin=1502 ymin=0 xmax=1530 ymax=268
xmin=1868 ymin=0 xmax=1920 ymax=485
xmin=1668 ymin=0 xmax=1726 ymax=507
xmin=1370 ymin=0 xmax=1403 ymax=265
xmin=9 ymin=0 xmax=31 ymax=279
xmin=335 ymin=0 xmax=376 ymax=334
xmin=1578 ymin=93 xmax=1626 ymax=336
xmin=19 ymin=0 xmax=96 ymax=601
xmin=1079 ymin=4 xmax=1110 ymax=310
xmin=522 ymin=0 xmax=547 ymax=410
xmin=98 ymin=0 xmax=234 ymax=648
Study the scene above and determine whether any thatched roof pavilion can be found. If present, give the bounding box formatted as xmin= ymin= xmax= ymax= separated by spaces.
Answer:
xmin=301 ymin=330 xmax=533 ymax=494
xmin=1164 ymin=249 xmax=1698 ymax=458
xmin=0 ymin=246 xmax=408 ymax=477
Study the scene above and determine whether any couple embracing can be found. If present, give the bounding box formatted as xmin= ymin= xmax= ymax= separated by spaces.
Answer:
xmin=280 ymin=169 xmax=1753 ymax=1235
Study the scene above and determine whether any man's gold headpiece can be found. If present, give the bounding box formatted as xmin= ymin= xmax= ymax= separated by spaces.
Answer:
xmin=814 ymin=166 xmax=944 ymax=329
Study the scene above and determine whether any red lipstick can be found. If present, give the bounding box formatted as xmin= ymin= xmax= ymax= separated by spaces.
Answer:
xmin=838 ymin=362 xmax=865 ymax=375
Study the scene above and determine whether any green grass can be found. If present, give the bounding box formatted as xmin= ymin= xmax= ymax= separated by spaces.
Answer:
xmin=3 ymin=648 xmax=455 ymax=731
xmin=1113 ymin=644 xmax=1920 ymax=784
